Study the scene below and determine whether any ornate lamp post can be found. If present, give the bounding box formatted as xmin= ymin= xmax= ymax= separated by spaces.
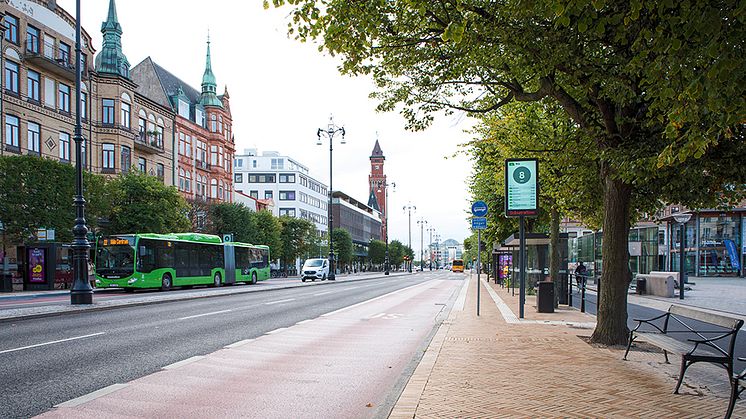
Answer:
xmin=417 ymin=219 xmax=427 ymax=272
xmin=673 ymin=213 xmax=692 ymax=299
xmin=403 ymin=203 xmax=415 ymax=272
xmin=376 ymin=180 xmax=395 ymax=274
xmin=317 ymin=116 xmax=345 ymax=280
xmin=70 ymin=0 xmax=92 ymax=304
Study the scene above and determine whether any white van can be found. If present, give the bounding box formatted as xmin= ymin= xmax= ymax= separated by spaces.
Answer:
xmin=301 ymin=258 xmax=329 ymax=282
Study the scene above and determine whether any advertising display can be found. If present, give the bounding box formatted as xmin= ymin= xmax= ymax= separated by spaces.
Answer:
xmin=28 ymin=247 xmax=46 ymax=283
xmin=505 ymin=159 xmax=539 ymax=217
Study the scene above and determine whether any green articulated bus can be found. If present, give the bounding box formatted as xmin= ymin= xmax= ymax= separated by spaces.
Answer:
xmin=94 ymin=233 xmax=270 ymax=291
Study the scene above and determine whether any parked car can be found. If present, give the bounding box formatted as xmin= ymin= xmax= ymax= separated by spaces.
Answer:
xmin=301 ymin=258 xmax=329 ymax=282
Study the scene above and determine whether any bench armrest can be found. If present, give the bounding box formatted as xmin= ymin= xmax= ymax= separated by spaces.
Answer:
xmin=631 ymin=312 xmax=669 ymax=333
xmin=738 ymin=357 xmax=746 ymax=362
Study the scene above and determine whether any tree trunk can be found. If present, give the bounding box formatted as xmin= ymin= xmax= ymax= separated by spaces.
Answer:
xmin=549 ymin=205 xmax=561 ymax=307
xmin=590 ymin=174 xmax=632 ymax=345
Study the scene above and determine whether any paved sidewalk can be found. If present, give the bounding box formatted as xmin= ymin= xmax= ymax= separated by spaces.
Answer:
xmin=390 ymin=274 xmax=744 ymax=418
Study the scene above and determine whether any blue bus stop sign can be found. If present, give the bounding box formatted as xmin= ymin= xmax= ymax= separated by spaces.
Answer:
xmin=471 ymin=200 xmax=488 ymax=217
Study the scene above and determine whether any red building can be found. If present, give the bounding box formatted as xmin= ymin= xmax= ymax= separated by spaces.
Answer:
xmin=367 ymin=140 xmax=387 ymax=239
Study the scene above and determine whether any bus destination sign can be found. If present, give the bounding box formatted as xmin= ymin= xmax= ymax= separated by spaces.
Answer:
xmin=505 ymin=158 xmax=539 ymax=217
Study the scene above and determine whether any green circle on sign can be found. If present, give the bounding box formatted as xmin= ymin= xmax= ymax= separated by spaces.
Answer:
xmin=513 ymin=167 xmax=531 ymax=184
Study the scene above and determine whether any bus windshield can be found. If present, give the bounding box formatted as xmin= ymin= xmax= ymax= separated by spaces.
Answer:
xmin=96 ymin=236 xmax=135 ymax=276
xmin=452 ymin=260 xmax=464 ymax=267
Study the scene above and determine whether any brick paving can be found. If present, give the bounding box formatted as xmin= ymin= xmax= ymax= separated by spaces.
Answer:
xmin=390 ymin=274 xmax=744 ymax=418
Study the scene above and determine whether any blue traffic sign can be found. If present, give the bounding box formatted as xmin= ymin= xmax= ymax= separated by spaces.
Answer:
xmin=471 ymin=200 xmax=488 ymax=217
xmin=471 ymin=217 xmax=487 ymax=230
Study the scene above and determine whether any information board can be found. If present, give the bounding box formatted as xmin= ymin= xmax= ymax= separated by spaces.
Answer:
xmin=471 ymin=217 xmax=487 ymax=230
xmin=505 ymin=159 xmax=538 ymax=217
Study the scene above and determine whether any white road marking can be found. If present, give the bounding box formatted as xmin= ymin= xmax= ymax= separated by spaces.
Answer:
xmin=454 ymin=276 xmax=470 ymax=311
xmin=296 ymin=319 xmax=314 ymax=325
xmin=265 ymin=298 xmax=295 ymax=305
xmin=178 ymin=309 xmax=232 ymax=321
xmin=313 ymin=291 xmax=337 ymax=296
xmin=225 ymin=339 xmax=255 ymax=349
xmin=266 ymin=327 xmax=289 ymax=335
xmin=55 ymin=384 xmax=129 ymax=408
xmin=162 ymin=355 xmax=205 ymax=370
xmin=0 ymin=332 xmax=106 ymax=355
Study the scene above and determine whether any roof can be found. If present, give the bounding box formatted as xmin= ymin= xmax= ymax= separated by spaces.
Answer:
xmin=151 ymin=60 xmax=202 ymax=106
xmin=370 ymin=139 xmax=384 ymax=159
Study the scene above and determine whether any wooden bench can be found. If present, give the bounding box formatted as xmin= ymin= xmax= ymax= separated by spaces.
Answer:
xmin=623 ymin=305 xmax=743 ymax=395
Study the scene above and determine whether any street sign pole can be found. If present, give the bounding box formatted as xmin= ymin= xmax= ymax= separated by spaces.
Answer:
xmin=471 ymin=200 xmax=488 ymax=317
xmin=477 ymin=228 xmax=481 ymax=316
xmin=519 ymin=215 xmax=526 ymax=319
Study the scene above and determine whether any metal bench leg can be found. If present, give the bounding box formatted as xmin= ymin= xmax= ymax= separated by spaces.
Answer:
xmin=674 ymin=359 xmax=690 ymax=394
xmin=663 ymin=350 xmax=669 ymax=364
xmin=724 ymin=378 xmax=741 ymax=419
xmin=623 ymin=332 xmax=635 ymax=360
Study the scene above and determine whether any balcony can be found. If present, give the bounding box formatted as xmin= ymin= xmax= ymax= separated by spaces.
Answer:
xmin=195 ymin=160 xmax=210 ymax=171
xmin=23 ymin=41 xmax=84 ymax=81
xmin=133 ymin=130 xmax=164 ymax=154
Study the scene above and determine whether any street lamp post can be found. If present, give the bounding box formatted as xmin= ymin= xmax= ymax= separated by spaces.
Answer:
xmin=403 ymin=203 xmax=415 ymax=272
xmin=427 ymin=227 xmax=435 ymax=270
xmin=70 ymin=0 xmax=93 ymax=305
xmin=673 ymin=213 xmax=692 ymax=299
xmin=376 ymin=180 xmax=395 ymax=274
xmin=317 ymin=116 xmax=345 ymax=281
xmin=417 ymin=219 xmax=427 ymax=272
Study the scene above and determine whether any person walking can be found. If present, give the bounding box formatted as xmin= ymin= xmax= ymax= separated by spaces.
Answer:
xmin=574 ymin=261 xmax=587 ymax=285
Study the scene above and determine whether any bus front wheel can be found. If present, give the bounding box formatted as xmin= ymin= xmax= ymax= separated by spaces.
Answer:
xmin=213 ymin=272 xmax=222 ymax=287
xmin=251 ymin=272 xmax=257 ymax=285
xmin=161 ymin=274 xmax=172 ymax=291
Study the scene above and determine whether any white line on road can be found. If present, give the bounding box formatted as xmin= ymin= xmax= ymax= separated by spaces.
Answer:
xmin=178 ymin=309 xmax=232 ymax=320
xmin=54 ymin=383 xmax=129 ymax=408
xmin=265 ymin=298 xmax=295 ymax=305
xmin=296 ymin=319 xmax=314 ymax=325
xmin=225 ymin=339 xmax=255 ymax=349
xmin=0 ymin=332 xmax=106 ymax=355
xmin=313 ymin=290 xmax=337 ymax=296
xmin=266 ymin=327 xmax=289 ymax=335
xmin=163 ymin=355 xmax=205 ymax=370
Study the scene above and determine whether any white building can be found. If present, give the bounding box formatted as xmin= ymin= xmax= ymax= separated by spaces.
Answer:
xmin=233 ymin=149 xmax=329 ymax=235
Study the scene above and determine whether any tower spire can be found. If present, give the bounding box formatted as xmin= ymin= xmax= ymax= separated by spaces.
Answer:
xmin=95 ymin=0 xmax=130 ymax=78
xmin=200 ymin=32 xmax=222 ymax=108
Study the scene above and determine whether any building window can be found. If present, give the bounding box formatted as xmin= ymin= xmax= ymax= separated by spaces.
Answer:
xmin=138 ymin=157 xmax=146 ymax=173
xmin=279 ymin=208 xmax=296 ymax=217
xmin=235 ymin=158 xmax=242 ymax=168
xmin=156 ymin=163 xmax=164 ymax=180
xmin=121 ymin=102 xmax=131 ymax=128
xmin=234 ymin=173 xmax=243 ymax=183
xmin=252 ymin=159 xmax=257 ymax=168
xmin=59 ymin=42 xmax=71 ymax=65
xmin=81 ymin=92 xmax=88 ymax=120
xmin=247 ymin=174 xmax=276 ymax=183
xmin=156 ymin=125 xmax=163 ymax=148
xmin=59 ymin=132 xmax=70 ymax=162
xmin=4 ymin=15 xmax=18 ymax=44
xmin=185 ymin=136 xmax=192 ymax=157
xmin=26 ymin=25 xmax=40 ymax=53
xmin=210 ymin=145 xmax=217 ymax=166
xmin=27 ymin=122 xmax=40 ymax=154
xmin=279 ymin=191 xmax=296 ymax=201
xmin=102 ymin=99 xmax=115 ymax=125
xmin=264 ymin=190 xmax=273 ymax=200
xmin=210 ymin=179 xmax=218 ymax=198
xmin=5 ymin=60 xmax=19 ymax=94
xmin=26 ymin=70 xmax=40 ymax=102
xmin=271 ymin=158 xmax=284 ymax=170
xmin=121 ymin=146 xmax=131 ymax=173
xmin=185 ymin=171 xmax=191 ymax=192
xmin=279 ymin=173 xmax=295 ymax=183
xmin=5 ymin=114 xmax=19 ymax=150
xmin=250 ymin=190 xmax=258 ymax=199
xmin=102 ymin=143 xmax=115 ymax=171
xmin=138 ymin=117 xmax=146 ymax=136
xmin=211 ymin=114 xmax=217 ymax=132
xmin=58 ymin=83 xmax=70 ymax=113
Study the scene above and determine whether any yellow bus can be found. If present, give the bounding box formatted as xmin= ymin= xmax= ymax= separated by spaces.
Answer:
xmin=452 ymin=259 xmax=464 ymax=273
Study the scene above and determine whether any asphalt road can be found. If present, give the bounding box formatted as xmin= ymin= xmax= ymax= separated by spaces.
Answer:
xmin=0 ymin=272 xmax=459 ymax=418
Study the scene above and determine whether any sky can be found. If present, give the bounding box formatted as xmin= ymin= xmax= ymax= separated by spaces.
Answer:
xmin=58 ymin=0 xmax=477 ymax=249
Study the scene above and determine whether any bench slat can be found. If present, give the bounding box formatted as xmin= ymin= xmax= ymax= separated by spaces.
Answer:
xmin=668 ymin=305 xmax=742 ymax=330
xmin=638 ymin=334 xmax=694 ymax=355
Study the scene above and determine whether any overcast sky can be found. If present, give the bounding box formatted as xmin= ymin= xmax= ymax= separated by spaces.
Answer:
xmin=59 ymin=0 xmax=476 ymax=249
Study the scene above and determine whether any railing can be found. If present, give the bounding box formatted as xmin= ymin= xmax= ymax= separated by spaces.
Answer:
xmin=134 ymin=131 xmax=164 ymax=150
xmin=567 ymin=273 xmax=599 ymax=313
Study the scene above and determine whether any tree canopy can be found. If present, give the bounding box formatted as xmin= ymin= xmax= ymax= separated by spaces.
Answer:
xmin=279 ymin=216 xmax=317 ymax=269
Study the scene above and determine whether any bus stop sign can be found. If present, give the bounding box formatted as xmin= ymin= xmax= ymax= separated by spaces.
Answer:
xmin=471 ymin=200 xmax=488 ymax=217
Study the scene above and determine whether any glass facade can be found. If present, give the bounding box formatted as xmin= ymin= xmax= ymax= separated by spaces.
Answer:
xmin=697 ymin=214 xmax=741 ymax=277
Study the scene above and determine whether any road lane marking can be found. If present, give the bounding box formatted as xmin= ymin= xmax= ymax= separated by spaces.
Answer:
xmin=296 ymin=319 xmax=314 ymax=325
xmin=265 ymin=298 xmax=295 ymax=305
xmin=0 ymin=332 xmax=106 ymax=355
xmin=321 ymin=280 xmax=431 ymax=317
xmin=55 ymin=383 xmax=129 ymax=408
xmin=313 ymin=291 xmax=337 ymax=296
xmin=266 ymin=327 xmax=289 ymax=335
xmin=454 ymin=277 xmax=470 ymax=311
xmin=178 ymin=309 xmax=232 ymax=320
xmin=163 ymin=355 xmax=205 ymax=370
xmin=225 ymin=339 xmax=255 ymax=349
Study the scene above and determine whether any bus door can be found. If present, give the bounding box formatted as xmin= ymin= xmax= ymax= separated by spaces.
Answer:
xmin=223 ymin=245 xmax=236 ymax=284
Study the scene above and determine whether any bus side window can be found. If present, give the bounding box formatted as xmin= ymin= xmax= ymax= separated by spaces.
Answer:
xmin=138 ymin=240 xmax=155 ymax=273
xmin=261 ymin=249 xmax=269 ymax=269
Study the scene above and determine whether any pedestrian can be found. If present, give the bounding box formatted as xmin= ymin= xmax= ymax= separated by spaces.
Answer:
xmin=574 ymin=261 xmax=587 ymax=286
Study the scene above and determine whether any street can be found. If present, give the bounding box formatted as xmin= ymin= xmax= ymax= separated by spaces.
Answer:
xmin=0 ymin=271 xmax=463 ymax=418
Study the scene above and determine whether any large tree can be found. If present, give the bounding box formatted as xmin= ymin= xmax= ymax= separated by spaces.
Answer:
xmin=279 ymin=216 xmax=316 ymax=271
xmin=272 ymin=0 xmax=746 ymax=344
xmin=368 ymin=239 xmax=386 ymax=265
xmin=207 ymin=202 xmax=256 ymax=242
xmin=250 ymin=210 xmax=282 ymax=254
xmin=332 ymin=228 xmax=353 ymax=270
xmin=106 ymin=173 xmax=191 ymax=235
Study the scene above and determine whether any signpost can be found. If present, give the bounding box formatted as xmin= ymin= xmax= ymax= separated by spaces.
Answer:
xmin=505 ymin=159 xmax=539 ymax=319
xmin=471 ymin=201 xmax=488 ymax=316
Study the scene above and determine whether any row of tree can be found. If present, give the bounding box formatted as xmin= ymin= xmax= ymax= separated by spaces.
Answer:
xmin=272 ymin=0 xmax=746 ymax=345
xmin=0 ymin=155 xmax=414 ymax=272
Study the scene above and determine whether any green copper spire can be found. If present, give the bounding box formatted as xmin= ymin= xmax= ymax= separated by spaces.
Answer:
xmin=95 ymin=0 xmax=130 ymax=78
xmin=200 ymin=34 xmax=222 ymax=108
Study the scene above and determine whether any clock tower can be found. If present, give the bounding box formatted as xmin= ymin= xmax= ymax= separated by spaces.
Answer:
xmin=368 ymin=140 xmax=386 ymax=237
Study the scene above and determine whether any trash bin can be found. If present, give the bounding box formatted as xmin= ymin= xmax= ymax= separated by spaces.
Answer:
xmin=636 ymin=278 xmax=646 ymax=295
xmin=537 ymin=281 xmax=555 ymax=313
xmin=1 ymin=273 xmax=12 ymax=292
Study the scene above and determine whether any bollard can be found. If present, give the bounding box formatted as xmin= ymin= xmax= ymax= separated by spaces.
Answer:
xmin=568 ymin=274 xmax=573 ymax=307
xmin=580 ymin=276 xmax=586 ymax=313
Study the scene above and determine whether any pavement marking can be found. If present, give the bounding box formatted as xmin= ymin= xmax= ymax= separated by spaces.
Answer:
xmin=162 ymin=355 xmax=205 ymax=370
xmin=321 ymin=280 xmax=432 ymax=318
xmin=313 ymin=290 xmax=337 ymax=296
xmin=0 ymin=332 xmax=106 ymax=355
xmin=296 ymin=319 xmax=314 ymax=325
xmin=178 ymin=309 xmax=232 ymax=321
xmin=265 ymin=327 xmax=289 ymax=335
xmin=454 ymin=277 xmax=470 ymax=311
xmin=225 ymin=339 xmax=255 ymax=349
xmin=54 ymin=383 xmax=129 ymax=408
xmin=265 ymin=298 xmax=295 ymax=305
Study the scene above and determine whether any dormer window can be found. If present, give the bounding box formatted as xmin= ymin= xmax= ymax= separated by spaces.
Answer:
xmin=178 ymin=99 xmax=189 ymax=119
